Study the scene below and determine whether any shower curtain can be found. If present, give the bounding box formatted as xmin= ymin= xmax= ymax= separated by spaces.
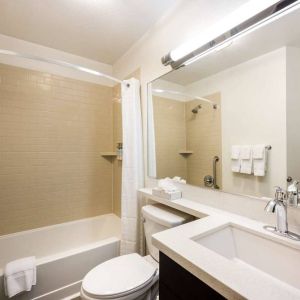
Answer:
xmin=121 ymin=78 xmax=144 ymax=254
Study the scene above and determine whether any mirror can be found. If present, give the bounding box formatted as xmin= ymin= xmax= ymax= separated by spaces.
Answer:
xmin=148 ymin=6 xmax=300 ymax=198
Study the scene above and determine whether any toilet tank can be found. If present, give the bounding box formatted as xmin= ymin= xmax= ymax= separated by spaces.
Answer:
xmin=142 ymin=204 xmax=193 ymax=261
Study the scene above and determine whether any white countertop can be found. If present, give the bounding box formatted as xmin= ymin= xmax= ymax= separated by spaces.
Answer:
xmin=139 ymin=188 xmax=300 ymax=300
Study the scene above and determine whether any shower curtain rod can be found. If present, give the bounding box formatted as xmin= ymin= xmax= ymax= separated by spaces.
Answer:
xmin=152 ymin=88 xmax=217 ymax=107
xmin=0 ymin=49 xmax=123 ymax=84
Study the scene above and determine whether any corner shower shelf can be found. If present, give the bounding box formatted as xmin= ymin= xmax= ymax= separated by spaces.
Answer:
xmin=101 ymin=152 xmax=117 ymax=157
xmin=179 ymin=150 xmax=193 ymax=155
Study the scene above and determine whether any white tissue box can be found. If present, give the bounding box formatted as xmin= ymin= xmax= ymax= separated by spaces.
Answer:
xmin=152 ymin=188 xmax=182 ymax=200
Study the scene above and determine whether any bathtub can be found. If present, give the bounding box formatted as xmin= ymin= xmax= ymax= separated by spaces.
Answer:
xmin=0 ymin=214 xmax=121 ymax=300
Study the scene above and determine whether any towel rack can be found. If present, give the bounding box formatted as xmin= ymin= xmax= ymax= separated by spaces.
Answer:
xmin=265 ymin=145 xmax=272 ymax=150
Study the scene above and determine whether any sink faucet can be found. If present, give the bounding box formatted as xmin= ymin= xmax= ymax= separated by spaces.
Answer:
xmin=265 ymin=187 xmax=288 ymax=233
xmin=264 ymin=186 xmax=300 ymax=241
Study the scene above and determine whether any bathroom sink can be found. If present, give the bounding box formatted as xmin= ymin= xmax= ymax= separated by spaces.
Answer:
xmin=194 ymin=225 xmax=300 ymax=290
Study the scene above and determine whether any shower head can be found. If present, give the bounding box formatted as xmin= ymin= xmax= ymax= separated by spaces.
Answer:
xmin=191 ymin=104 xmax=201 ymax=114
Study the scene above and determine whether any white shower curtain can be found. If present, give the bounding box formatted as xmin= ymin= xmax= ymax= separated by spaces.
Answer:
xmin=121 ymin=78 xmax=144 ymax=254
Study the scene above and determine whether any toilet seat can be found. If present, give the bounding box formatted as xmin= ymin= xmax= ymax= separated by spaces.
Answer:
xmin=81 ymin=280 xmax=156 ymax=300
xmin=81 ymin=254 xmax=158 ymax=300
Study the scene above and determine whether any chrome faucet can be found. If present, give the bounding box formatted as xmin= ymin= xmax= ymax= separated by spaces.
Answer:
xmin=264 ymin=186 xmax=300 ymax=241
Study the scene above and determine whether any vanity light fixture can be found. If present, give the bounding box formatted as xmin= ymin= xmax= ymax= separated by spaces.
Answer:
xmin=162 ymin=0 xmax=300 ymax=69
xmin=184 ymin=40 xmax=233 ymax=66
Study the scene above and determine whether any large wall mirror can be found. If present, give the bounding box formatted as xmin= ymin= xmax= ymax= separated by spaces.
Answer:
xmin=147 ymin=5 xmax=300 ymax=198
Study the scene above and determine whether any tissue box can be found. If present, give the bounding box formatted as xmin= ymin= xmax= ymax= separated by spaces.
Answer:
xmin=152 ymin=188 xmax=182 ymax=200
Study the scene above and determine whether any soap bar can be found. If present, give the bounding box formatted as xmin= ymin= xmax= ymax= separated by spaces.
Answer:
xmin=152 ymin=188 xmax=182 ymax=200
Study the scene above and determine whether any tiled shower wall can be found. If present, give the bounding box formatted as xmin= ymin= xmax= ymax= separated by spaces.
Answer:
xmin=112 ymin=85 xmax=122 ymax=217
xmin=185 ymin=93 xmax=222 ymax=188
xmin=0 ymin=63 xmax=114 ymax=235
xmin=153 ymin=93 xmax=222 ymax=187
xmin=153 ymin=95 xmax=187 ymax=179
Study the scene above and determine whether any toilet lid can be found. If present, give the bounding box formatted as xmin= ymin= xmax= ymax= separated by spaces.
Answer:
xmin=82 ymin=253 xmax=157 ymax=298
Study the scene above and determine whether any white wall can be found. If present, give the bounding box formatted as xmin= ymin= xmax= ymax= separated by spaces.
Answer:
xmin=185 ymin=48 xmax=287 ymax=197
xmin=0 ymin=34 xmax=113 ymax=86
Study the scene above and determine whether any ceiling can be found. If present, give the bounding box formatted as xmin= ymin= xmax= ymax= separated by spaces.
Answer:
xmin=161 ymin=6 xmax=300 ymax=86
xmin=0 ymin=0 xmax=177 ymax=64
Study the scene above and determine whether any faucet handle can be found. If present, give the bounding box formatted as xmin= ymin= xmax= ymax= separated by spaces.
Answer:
xmin=274 ymin=186 xmax=286 ymax=201
xmin=287 ymin=181 xmax=299 ymax=207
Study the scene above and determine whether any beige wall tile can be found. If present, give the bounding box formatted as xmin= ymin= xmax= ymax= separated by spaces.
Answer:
xmin=112 ymin=84 xmax=122 ymax=217
xmin=152 ymin=93 xmax=222 ymax=189
xmin=185 ymin=93 xmax=222 ymax=188
xmin=0 ymin=63 xmax=114 ymax=235
xmin=153 ymin=96 xmax=187 ymax=179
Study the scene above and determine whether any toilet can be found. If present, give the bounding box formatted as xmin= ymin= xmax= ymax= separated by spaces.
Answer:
xmin=80 ymin=203 xmax=192 ymax=300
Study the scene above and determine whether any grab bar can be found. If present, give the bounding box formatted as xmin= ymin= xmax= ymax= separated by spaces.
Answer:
xmin=213 ymin=156 xmax=219 ymax=189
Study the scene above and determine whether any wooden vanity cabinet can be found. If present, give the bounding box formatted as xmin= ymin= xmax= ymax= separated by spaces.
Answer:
xmin=159 ymin=252 xmax=226 ymax=300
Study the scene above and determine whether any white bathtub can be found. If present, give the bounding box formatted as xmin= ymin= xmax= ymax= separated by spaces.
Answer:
xmin=0 ymin=214 xmax=121 ymax=300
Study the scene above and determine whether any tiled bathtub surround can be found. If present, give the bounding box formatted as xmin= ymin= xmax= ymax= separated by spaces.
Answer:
xmin=152 ymin=92 xmax=222 ymax=187
xmin=0 ymin=63 xmax=114 ymax=235
xmin=153 ymin=95 xmax=187 ymax=179
xmin=112 ymin=84 xmax=122 ymax=217
xmin=185 ymin=93 xmax=222 ymax=187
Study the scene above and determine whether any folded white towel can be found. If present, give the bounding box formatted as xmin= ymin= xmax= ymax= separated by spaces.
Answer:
xmin=240 ymin=145 xmax=251 ymax=159
xmin=253 ymin=145 xmax=267 ymax=176
xmin=252 ymin=144 xmax=265 ymax=159
xmin=4 ymin=256 xmax=36 ymax=298
xmin=231 ymin=145 xmax=241 ymax=172
xmin=231 ymin=145 xmax=240 ymax=159
xmin=158 ymin=177 xmax=180 ymax=193
xmin=172 ymin=176 xmax=186 ymax=184
xmin=240 ymin=145 xmax=253 ymax=174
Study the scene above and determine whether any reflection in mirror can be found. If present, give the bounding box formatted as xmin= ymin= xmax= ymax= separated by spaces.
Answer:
xmin=151 ymin=84 xmax=222 ymax=189
xmin=148 ymin=6 xmax=300 ymax=198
